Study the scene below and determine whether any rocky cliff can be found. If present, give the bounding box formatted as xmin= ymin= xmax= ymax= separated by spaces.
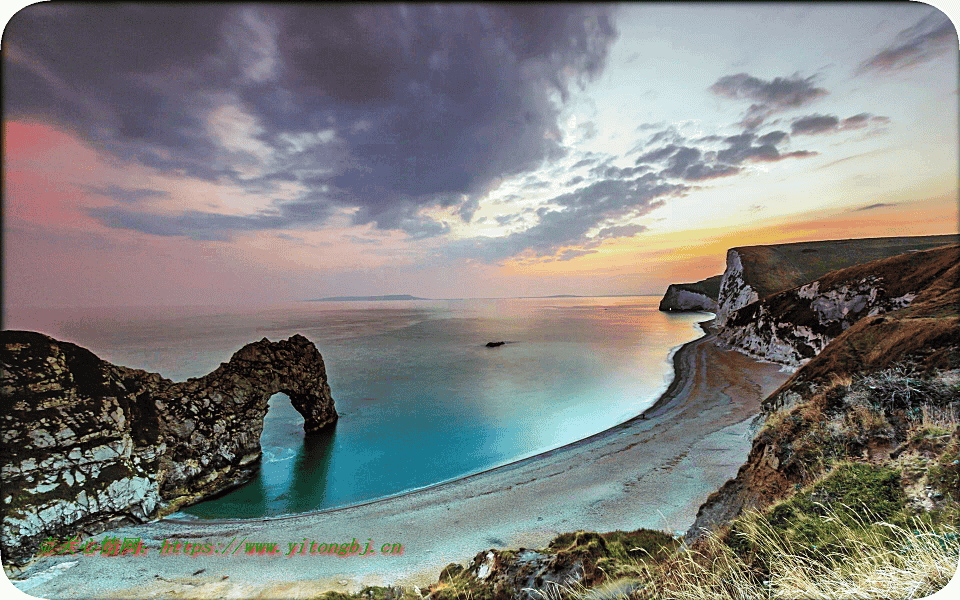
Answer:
xmin=686 ymin=245 xmax=960 ymax=544
xmin=717 ymin=244 xmax=959 ymax=366
xmin=658 ymin=275 xmax=722 ymax=312
xmin=712 ymin=234 xmax=956 ymax=327
xmin=0 ymin=332 xmax=337 ymax=564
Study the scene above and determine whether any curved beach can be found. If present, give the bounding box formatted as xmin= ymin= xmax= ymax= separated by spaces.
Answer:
xmin=14 ymin=330 xmax=789 ymax=599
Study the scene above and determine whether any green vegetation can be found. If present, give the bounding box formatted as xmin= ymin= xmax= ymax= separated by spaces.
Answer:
xmin=735 ymin=235 xmax=956 ymax=299
xmin=673 ymin=275 xmax=722 ymax=300
xmin=426 ymin=528 xmax=679 ymax=600
xmin=724 ymin=463 xmax=907 ymax=570
xmin=548 ymin=529 xmax=680 ymax=583
xmin=929 ymin=438 xmax=960 ymax=503
xmin=310 ymin=586 xmax=422 ymax=600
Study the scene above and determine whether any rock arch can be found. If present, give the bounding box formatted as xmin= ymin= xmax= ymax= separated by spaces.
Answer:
xmin=1 ymin=331 xmax=337 ymax=564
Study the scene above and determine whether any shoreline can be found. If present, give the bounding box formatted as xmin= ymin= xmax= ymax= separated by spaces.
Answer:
xmin=164 ymin=318 xmax=711 ymax=527
xmin=10 ymin=330 xmax=790 ymax=599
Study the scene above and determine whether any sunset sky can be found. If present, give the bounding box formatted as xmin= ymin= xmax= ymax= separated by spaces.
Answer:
xmin=4 ymin=3 xmax=958 ymax=308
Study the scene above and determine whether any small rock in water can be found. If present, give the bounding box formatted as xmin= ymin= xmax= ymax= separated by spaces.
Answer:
xmin=485 ymin=341 xmax=505 ymax=347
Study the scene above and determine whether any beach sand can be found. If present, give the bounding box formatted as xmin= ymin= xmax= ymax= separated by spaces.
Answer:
xmin=9 ymin=330 xmax=789 ymax=599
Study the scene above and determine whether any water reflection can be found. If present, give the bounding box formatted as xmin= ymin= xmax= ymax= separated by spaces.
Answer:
xmin=285 ymin=428 xmax=337 ymax=514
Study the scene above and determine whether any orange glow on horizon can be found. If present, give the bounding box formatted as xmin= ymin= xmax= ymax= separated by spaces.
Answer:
xmin=494 ymin=191 xmax=958 ymax=294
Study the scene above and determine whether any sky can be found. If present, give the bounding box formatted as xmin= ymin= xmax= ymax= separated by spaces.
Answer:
xmin=3 ymin=2 xmax=959 ymax=308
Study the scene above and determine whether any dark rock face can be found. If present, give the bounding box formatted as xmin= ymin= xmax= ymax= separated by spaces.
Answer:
xmin=0 ymin=331 xmax=337 ymax=564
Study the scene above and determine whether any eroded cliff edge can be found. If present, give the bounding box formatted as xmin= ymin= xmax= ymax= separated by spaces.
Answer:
xmin=686 ymin=244 xmax=960 ymax=544
xmin=0 ymin=332 xmax=337 ymax=564
xmin=658 ymin=275 xmax=722 ymax=312
xmin=718 ymin=244 xmax=960 ymax=366
xmin=713 ymin=234 xmax=956 ymax=327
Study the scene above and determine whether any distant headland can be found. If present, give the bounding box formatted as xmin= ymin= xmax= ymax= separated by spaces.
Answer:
xmin=306 ymin=294 xmax=427 ymax=302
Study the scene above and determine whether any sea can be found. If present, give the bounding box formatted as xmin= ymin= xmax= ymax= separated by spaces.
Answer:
xmin=5 ymin=297 xmax=709 ymax=519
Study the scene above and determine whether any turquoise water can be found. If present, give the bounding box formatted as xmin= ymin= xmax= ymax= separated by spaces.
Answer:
xmin=6 ymin=297 xmax=708 ymax=518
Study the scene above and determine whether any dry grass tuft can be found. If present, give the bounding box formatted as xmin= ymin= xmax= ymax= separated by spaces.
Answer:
xmin=531 ymin=510 xmax=958 ymax=600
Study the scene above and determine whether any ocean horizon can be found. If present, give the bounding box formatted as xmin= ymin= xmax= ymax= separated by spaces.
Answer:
xmin=5 ymin=296 xmax=710 ymax=519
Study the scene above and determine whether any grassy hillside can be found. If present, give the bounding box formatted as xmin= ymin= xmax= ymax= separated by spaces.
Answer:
xmin=733 ymin=234 xmax=957 ymax=300
xmin=672 ymin=274 xmax=723 ymax=299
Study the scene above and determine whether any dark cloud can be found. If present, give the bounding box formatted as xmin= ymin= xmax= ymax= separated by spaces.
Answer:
xmin=590 ymin=164 xmax=649 ymax=180
xmin=859 ymin=10 xmax=957 ymax=74
xmin=5 ymin=4 xmax=618 ymax=239
xmin=790 ymin=112 xmax=891 ymax=136
xmin=635 ymin=144 xmax=679 ymax=165
xmin=694 ymin=134 xmax=726 ymax=143
xmin=781 ymin=150 xmax=818 ymax=159
xmin=594 ymin=224 xmax=646 ymax=239
xmin=566 ymin=176 xmax=585 ymax=186
xmin=88 ymin=199 xmax=331 ymax=241
xmin=841 ymin=113 xmax=871 ymax=128
xmin=571 ymin=157 xmax=599 ymax=169
xmin=682 ymin=163 xmax=743 ymax=181
xmin=853 ymin=202 xmax=894 ymax=211
xmin=839 ymin=113 xmax=890 ymax=130
xmin=662 ymin=146 xmax=702 ymax=178
xmin=635 ymin=121 xmax=667 ymax=131
xmin=458 ymin=196 xmax=481 ymax=223
xmin=647 ymin=127 xmax=684 ymax=146
xmin=791 ymin=114 xmax=840 ymax=135
xmin=630 ymin=129 xmax=813 ymax=183
xmin=552 ymin=248 xmax=598 ymax=262
xmin=710 ymin=73 xmax=828 ymax=128
xmin=757 ymin=130 xmax=789 ymax=146
xmin=451 ymin=174 xmax=686 ymax=262
xmin=83 ymin=185 xmax=168 ymax=204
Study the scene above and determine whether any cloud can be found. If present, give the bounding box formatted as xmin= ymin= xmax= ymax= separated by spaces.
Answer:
xmin=594 ymin=224 xmax=646 ymax=239
xmin=571 ymin=157 xmax=599 ymax=169
xmin=859 ymin=10 xmax=957 ymax=74
xmin=450 ymin=174 xmax=686 ymax=262
xmin=838 ymin=113 xmax=890 ymax=130
xmin=709 ymin=72 xmax=828 ymax=128
xmin=853 ymin=202 xmax=894 ymax=211
xmin=87 ymin=198 xmax=332 ymax=241
xmin=630 ymin=128 xmax=815 ymax=184
xmin=791 ymin=114 xmax=841 ymax=135
xmin=83 ymin=185 xmax=168 ymax=204
xmin=682 ymin=163 xmax=743 ymax=181
xmin=590 ymin=164 xmax=649 ymax=180
xmin=790 ymin=113 xmax=891 ymax=136
xmin=5 ymin=4 xmax=619 ymax=240
xmin=756 ymin=130 xmax=789 ymax=146
xmin=635 ymin=144 xmax=679 ymax=165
